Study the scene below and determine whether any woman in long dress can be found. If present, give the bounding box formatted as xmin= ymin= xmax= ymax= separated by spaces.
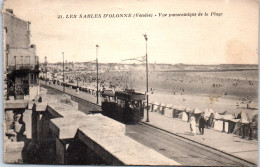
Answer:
xmin=190 ymin=115 xmax=197 ymax=136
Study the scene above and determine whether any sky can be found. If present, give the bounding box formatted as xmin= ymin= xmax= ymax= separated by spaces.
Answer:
xmin=3 ymin=0 xmax=259 ymax=64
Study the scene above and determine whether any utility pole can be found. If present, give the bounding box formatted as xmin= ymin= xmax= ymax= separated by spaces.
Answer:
xmin=62 ymin=52 xmax=65 ymax=92
xmin=96 ymin=45 xmax=99 ymax=104
xmin=144 ymin=33 xmax=149 ymax=122
xmin=45 ymin=56 xmax=47 ymax=85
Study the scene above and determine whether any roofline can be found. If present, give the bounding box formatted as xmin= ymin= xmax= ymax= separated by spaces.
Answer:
xmin=2 ymin=8 xmax=30 ymax=23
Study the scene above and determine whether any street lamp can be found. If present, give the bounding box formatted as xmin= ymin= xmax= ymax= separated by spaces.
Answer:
xmin=62 ymin=52 xmax=65 ymax=92
xmin=96 ymin=45 xmax=99 ymax=104
xmin=144 ymin=33 xmax=149 ymax=122
xmin=45 ymin=56 xmax=47 ymax=85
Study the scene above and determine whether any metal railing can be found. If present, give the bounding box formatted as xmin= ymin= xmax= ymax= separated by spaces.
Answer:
xmin=7 ymin=64 xmax=39 ymax=71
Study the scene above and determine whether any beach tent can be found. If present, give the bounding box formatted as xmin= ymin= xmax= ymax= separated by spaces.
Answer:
xmin=225 ymin=118 xmax=240 ymax=134
xmin=159 ymin=103 xmax=166 ymax=115
xmin=173 ymin=105 xmax=185 ymax=118
xmin=221 ymin=114 xmax=236 ymax=133
xmin=150 ymin=101 xmax=156 ymax=112
xmin=193 ymin=108 xmax=202 ymax=123
xmin=178 ymin=111 xmax=188 ymax=122
xmin=185 ymin=107 xmax=193 ymax=114
xmin=214 ymin=112 xmax=223 ymax=120
xmin=171 ymin=105 xmax=178 ymax=118
xmin=204 ymin=109 xmax=215 ymax=126
xmin=165 ymin=104 xmax=173 ymax=109
xmin=143 ymin=102 xmax=150 ymax=111
xmin=194 ymin=108 xmax=203 ymax=114
xmin=222 ymin=114 xmax=234 ymax=121
xmin=164 ymin=104 xmax=174 ymax=118
xmin=213 ymin=119 xmax=228 ymax=132
xmin=177 ymin=105 xmax=186 ymax=112
xmin=218 ymin=110 xmax=227 ymax=115
xmin=148 ymin=102 xmax=154 ymax=112
xmin=149 ymin=101 xmax=155 ymax=112
xmin=145 ymin=101 xmax=155 ymax=112
xmin=204 ymin=109 xmax=214 ymax=118
xmin=185 ymin=107 xmax=193 ymax=122
xmin=153 ymin=102 xmax=161 ymax=113
xmin=212 ymin=112 xmax=227 ymax=132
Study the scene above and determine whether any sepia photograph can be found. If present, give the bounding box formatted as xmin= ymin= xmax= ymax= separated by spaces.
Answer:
xmin=2 ymin=0 xmax=259 ymax=166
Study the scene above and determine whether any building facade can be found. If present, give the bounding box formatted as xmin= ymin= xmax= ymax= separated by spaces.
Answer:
xmin=3 ymin=9 xmax=40 ymax=100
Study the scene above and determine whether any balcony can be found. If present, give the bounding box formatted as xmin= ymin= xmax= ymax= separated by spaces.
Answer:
xmin=7 ymin=64 xmax=39 ymax=72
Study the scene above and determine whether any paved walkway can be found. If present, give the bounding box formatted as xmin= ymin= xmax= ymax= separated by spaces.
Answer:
xmin=41 ymin=82 xmax=258 ymax=164
xmin=41 ymin=81 xmax=102 ymax=105
xmin=142 ymin=111 xmax=258 ymax=164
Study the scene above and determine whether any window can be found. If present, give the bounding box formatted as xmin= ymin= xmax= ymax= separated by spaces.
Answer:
xmin=6 ymin=44 xmax=9 ymax=51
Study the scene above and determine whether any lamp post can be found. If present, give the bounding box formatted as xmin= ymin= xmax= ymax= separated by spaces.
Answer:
xmin=62 ymin=52 xmax=65 ymax=92
xmin=45 ymin=56 xmax=47 ymax=85
xmin=96 ymin=45 xmax=99 ymax=104
xmin=144 ymin=33 xmax=149 ymax=122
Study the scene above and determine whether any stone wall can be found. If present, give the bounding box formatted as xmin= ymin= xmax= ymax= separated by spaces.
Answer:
xmin=30 ymin=90 xmax=180 ymax=165
xmin=4 ymin=87 xmax=180 ymax=165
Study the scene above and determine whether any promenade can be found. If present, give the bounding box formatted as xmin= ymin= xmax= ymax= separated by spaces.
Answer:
xmin=41 ymin=81 xmax=258 ymax=165
xmin=142 ymin=112 xmax=258 ymax=164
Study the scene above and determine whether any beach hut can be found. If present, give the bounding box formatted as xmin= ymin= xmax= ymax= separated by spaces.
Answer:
xmin=149 ymin=101 xmax=155 ymax=112
xmin=213 ymin=119 xmax=226 ymax=132
xmin=213 ymin=112 xmax=229 ymax=132
xmin=193 ymin=108 xmax=202 ymax=123
xmin=143 ymin=101 xmax=148 ymax=110
xmin=171 ymin=105 xmax=178 ymax=118
xmin=204 ymin=109 xmax=214 ymax=119
xmin=153 ymin=102 xmax=161 ymax=113
xmin=159 ymin=103 xmax=166 ymax=115
xmin=185 ymin=107 xmax=193 ymax=122
xmin=204 ymin=109 xmax=215 ymax=127
xmin=178 ymin=111 xmax=188 ymax=122
xmin=214 ymin=112 xmax=223 ymax=120
xmin=143 ymin=101 xmax=153 ymax=112
xmin=221 ymin=114 xmax=235 ymax=132
xmin=164 ymin=104 xmax=174 ymax=118
xmin=173 ymin=105 xmax=185 ymax=118
xmin=222 ymin=114 xmax=234 ymax=121
xmin=176 ymin=105 xmax=186 ymax=118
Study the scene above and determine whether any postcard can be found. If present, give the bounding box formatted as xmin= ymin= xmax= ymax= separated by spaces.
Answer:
xmin=2 ymin=0 xmax=258 ymax=166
